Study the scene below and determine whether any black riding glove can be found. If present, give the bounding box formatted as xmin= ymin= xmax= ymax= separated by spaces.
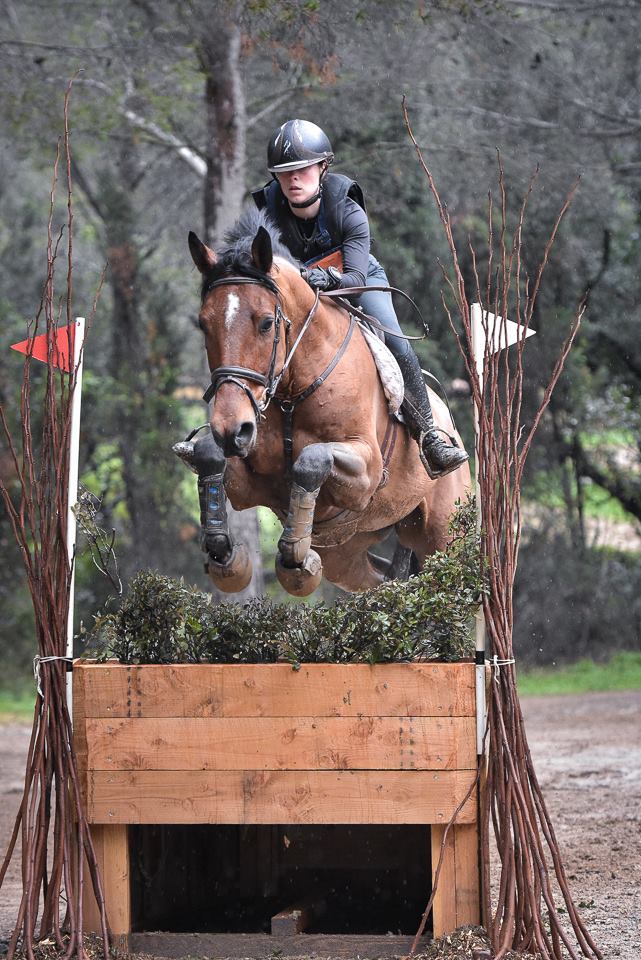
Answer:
xmin=301 ymin=265 xmax=342 ymax=291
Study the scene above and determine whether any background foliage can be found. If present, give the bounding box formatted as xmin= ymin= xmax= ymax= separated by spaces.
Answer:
xmin=2 ymin=0 xmax=641 ymax=689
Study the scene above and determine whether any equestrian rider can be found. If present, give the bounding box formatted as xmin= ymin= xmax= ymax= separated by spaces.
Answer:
xmin=252 ymin=118 xmax=469 ymax=479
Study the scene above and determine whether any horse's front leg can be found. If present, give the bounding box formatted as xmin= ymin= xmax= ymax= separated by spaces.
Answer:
xmin=173 ymin=433 xmax=253 ymax=593
xmin=276 ymin=441 xmax=380 ymax=596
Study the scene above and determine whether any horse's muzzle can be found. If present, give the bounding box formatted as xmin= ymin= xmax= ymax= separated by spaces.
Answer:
xmin=212 ymin=420 xmax=257 ymax=458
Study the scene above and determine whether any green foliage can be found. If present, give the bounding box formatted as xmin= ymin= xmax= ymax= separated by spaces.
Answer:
xmin=0 ymin=687 xmax=35 ymax=723
xmin=89 ymin=498 xmax=483 ymax=665
xmin=525 ymin=471 xmax=638 ymax=524
xmin=518 ymin=651 xmax=641 ymax=696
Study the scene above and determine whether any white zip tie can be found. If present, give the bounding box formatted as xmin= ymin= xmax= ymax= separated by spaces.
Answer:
xmin=33 ymin=655 xmax=73 ymax=698
xmin=492 ymin=654 xmax=516 ymax=678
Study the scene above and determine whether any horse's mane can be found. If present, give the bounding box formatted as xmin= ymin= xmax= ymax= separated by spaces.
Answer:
xmin=200 ymin=207 xmax=298 ymax=300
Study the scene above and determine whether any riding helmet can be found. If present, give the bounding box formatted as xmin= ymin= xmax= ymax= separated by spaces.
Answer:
xmin=267 ymin=119 xmax=334 ymax=173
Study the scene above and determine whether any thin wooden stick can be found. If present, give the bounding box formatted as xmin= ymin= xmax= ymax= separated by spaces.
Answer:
xmin=403 ymin=98 xmax=600 ymax=960
xmin=0 ymin=80 xmax=108 ymax=960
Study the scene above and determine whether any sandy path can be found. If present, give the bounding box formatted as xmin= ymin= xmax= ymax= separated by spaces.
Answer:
xmin=1 ymin=691 xmax=639 ymax=957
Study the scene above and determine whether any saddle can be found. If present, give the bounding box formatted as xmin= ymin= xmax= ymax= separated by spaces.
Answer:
xmin=307 ymin=249 xmax=404 ymax=414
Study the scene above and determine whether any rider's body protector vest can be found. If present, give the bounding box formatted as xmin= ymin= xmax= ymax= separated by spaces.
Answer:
xmin=252 ymin=172 xmax=366 ymax=265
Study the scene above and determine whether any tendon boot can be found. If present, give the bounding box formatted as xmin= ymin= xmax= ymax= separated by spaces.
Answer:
xmin=396 ymin=351 xmax=469 ymax=480
xmin=173 ymin=434 xmax=232 ymax=563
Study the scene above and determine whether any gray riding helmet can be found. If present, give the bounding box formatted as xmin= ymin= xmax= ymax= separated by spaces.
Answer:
xmin=267 ymin=119 xmax=334 ymax=173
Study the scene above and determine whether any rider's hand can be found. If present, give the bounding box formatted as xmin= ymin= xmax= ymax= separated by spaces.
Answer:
xmin=301 ymin=266 xmax=342 ymax=291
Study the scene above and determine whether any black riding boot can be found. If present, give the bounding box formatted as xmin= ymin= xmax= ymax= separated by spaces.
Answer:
xmin=396 ymin=351 xmax=469 ymax=479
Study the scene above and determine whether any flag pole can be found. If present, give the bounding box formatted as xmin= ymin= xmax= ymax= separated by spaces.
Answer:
xmin=471 ymin=304 xmax=487 ymax=756
xmin=65 ymin=317 xmax=85 ymax=718
xmin=470 ymin=303 xmax=536 ymax=754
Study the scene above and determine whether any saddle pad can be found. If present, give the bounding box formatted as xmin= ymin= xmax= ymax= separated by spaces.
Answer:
xmin=358 ymin=322 xmax=404 ymax=414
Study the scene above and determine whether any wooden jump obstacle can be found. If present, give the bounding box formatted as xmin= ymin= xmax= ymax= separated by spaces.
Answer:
xmin=74 ymin=660 xmax=481 ymax=956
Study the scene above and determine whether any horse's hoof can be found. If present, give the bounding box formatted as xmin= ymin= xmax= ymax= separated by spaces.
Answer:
xmin=275 ymin=549 xmax=322 ymax=597
xmin=206 ymin=543 xmax=253 ymax=593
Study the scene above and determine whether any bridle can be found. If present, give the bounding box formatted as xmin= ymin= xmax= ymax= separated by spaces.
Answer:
xmin=200 ymin=274 xmax=356 ymax=471
xmin=201 ymin=275 xmax=297 ymax=418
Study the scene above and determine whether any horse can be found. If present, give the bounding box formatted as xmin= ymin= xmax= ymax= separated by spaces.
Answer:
xmin=176 ymin=208 xmax=471 ymax=597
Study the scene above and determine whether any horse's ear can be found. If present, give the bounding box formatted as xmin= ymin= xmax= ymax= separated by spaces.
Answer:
xmin=188 ymin=231 xmax=217 ymax=274
xmin=251 ymin=226 xmax=273 ymax=274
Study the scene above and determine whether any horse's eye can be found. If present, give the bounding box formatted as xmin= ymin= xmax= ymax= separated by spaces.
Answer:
xmin=259 ymin=315 xmax=274 ymax=334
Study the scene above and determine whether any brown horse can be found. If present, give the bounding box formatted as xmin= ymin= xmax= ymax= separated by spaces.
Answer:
xmin=177 ymin=209 xmax=470 ymax=596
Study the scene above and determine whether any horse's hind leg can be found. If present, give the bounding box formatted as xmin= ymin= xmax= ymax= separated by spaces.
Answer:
xmin=173 ymin=434 xmax=253 ymax=593
xmin=276 ymin=440 xmax=380 ymax=597
xmin=319 ymin=531 xmax=389 ymax=592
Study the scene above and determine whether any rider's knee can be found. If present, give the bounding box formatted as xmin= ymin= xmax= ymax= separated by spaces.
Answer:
xmin=385 ymin=333 xmax=411 ymax=360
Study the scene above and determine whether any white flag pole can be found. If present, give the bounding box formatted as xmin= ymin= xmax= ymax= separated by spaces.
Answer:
xmin=470 ymin=303 xmax=536 ymax=755
xmin=65 ymin=316 xmax=85 ymax=718
xmin=471 ymin=304 xmax=487 ymax=756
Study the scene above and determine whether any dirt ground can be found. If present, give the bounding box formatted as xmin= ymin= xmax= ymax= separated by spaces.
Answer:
xmin=0 ymin=690 xmax=639 ymax=959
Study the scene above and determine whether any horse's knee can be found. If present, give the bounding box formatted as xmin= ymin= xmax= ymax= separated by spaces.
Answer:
xmin=291 ymin=443 xmax=333 ymax=492
xmin=174 ymin=432 xmax=226 ymax=477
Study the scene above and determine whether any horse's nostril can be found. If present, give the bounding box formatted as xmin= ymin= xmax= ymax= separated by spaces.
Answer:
xmin=235 ymin=421 xmax=255 ymax=447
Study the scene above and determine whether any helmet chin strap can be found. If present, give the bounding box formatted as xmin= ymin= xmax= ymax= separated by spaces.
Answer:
xmin=289 ymin=185 xmax=322 ymax=209
xmin=275 ymin=161 xmax=328 ymax=210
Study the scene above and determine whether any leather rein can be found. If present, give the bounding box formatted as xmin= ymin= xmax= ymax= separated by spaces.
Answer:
xmin=201 ymin=275 xmax=356 ymax=472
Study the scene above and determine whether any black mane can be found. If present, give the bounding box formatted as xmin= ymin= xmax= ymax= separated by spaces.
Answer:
xmin=200 ymin=207 xmax=297 ymax=300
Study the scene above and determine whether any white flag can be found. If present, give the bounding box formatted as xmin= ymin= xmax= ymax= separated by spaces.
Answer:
xmin=471 ymin=302 xmax=535 ymax=377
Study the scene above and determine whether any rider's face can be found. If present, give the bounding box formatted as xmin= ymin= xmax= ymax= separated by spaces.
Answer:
xmin=276 ymin=163 xmax=323 ymax=206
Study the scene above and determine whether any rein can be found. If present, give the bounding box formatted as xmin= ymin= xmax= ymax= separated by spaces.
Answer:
xmin=321 ymin=284 xmax=429 ymax=339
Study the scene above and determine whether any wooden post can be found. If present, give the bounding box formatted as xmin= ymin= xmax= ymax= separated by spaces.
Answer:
xmin=431 ymin=822 xmax=480 ymax=936
xmin=83 ymin=823 xmax=131 ymax=951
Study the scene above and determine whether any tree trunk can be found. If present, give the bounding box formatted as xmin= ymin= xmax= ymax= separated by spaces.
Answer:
xmin=199 ymin=11 xmax=246 ymax=245
xmin=198 ymin=9 xmax=264 ymax=598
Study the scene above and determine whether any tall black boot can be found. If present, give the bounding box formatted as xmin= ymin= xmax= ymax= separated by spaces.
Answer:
xmin=396 ymin=351 xmax=469 ymax=479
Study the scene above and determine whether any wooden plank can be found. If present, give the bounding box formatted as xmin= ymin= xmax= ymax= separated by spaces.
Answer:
xmin=128 ymin=932 xmax=431 ymax=959
xmin=103 ymin=823 xmax=131 ymax=937
xmin=83 ymin=824 xmax=131 ymax=941
xmin=74 ymin=662 xmax=475 ymax=719
xmin=221 ymin=663 xmax=475 ymax=718
xmin=430 ymin=821 xmax=480 ymax=936
xmin=454 ymin=822 xmax=481 ymax=926
xmin=84 ymin=716 xmax=476 ymax=772
xmin=86 ymin=770 xmax=477 ymax=825
xmin=75 ymin=662 xmax=225 ymax=719
xmin=431 ymin=824 xmax=457 ymax=938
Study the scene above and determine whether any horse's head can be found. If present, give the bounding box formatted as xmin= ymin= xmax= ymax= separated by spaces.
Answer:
xmin=189 ymin=210 xmax=302 ymax=458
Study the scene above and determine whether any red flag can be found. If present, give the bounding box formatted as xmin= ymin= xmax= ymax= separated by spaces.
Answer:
xmin=10 ymin=323 xmax=76 ymax=374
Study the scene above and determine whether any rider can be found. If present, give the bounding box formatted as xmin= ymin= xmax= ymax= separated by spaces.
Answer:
xmin=252 ymin=118 xmax=468 ymax=479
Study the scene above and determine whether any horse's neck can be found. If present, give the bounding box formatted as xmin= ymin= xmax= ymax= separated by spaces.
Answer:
xmin=281 ymin=284 xmax=346 ymax=391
